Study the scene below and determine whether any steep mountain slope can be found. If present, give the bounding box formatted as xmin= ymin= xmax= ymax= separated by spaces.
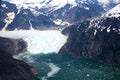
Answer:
xmin=0 ymin=1 xmax=56 ymax=31
xmin=0 ymin=50 xmax=36 ymax=80
xmin=7 ymin=9 xmax=56 ymax=30
xmin=2 ymin=0 xmax=119 ymax=30
xmin=0 ymin=37 xmax=36 ymax=80
xmin=0 ymin=37 xmax=27 ymax=55
xmin=48 ymin=2 xmax=104 ymax=23
xmin=0 ymin=1 xmax=17 ymax=30
xmin=59 ymin=4 xmax=120 ymax=64
xmin=1 ymin=0 xmax=105 ymax=28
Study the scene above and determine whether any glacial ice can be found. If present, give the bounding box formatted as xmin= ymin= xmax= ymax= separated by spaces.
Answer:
xmin=0 ymin=30 xmax=68 ymax=54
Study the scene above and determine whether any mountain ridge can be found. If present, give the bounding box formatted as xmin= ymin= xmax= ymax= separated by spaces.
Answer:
xmin=1 ymin=0 xmax=106 ymax=30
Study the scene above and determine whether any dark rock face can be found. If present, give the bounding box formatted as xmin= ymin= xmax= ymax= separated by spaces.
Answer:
xmin=0 ymin=50 xmax=36 ymax=80
xmin=7 ymin=9 xmax=56 ymax=30
xmin=0 ymin=37 xmax=27 ymax=55
xmin=59 ymin=17 xmax=120 ymax=64
xmin=0 ymin=1 xmax=18 ymax=29
xmin=0 ymin=37 xmax=36 ymax=80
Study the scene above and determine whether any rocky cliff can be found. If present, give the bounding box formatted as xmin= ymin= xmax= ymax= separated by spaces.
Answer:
xmin=0 ymin=37 xmax=27 ymax=55
xmin=0 ymin=37 xmax=36 ymax=80
xmin=59 ymin=15 xmax=120 ymax=64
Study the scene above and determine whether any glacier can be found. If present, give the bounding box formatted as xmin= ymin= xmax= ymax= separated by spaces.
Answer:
xmin=0 ymin=30 xmax=68 ymax=54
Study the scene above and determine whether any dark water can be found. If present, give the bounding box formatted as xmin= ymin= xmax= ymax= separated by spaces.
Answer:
xmin=20 ymin=53 xmax=120 ymax=80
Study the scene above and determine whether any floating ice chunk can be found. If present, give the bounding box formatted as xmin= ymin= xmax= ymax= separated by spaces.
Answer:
xmin=47 ymin=63 xmax=61 ymax=77
xmin=87 ymin=74 xmax=90 ymax=77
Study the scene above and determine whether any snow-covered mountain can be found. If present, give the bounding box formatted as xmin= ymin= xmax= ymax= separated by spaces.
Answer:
xmin=4 ymin=0 xmax=120 ymax=13
xmin=88 ymin=3 xmax=120 ymax=32
xmin=6 ymin=0 xmax=97 ymax=10
xmin=0 ymin=0 xmax=105 ymax=30
xmin=0 ymin=1 xmax=57 ymax=31
xmin=1 ymin=0 xmax=119 ymax=30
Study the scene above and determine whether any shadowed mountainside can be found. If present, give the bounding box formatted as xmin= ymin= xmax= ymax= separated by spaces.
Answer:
xmin=0 ymin=37 xmax=37 ymax=80
xmin=59 ymin=16 xmax=120 ymax=64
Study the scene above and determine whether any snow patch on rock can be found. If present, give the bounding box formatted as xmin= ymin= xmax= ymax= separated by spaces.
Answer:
xmin=2 ymin=12 xmax=15 ymax=31
xmin=53 ymin=19 xmax=71 ymax=26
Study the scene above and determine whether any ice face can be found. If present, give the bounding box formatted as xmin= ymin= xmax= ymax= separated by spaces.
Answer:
xmin=0 ymin=30 xmax=68 ymax=54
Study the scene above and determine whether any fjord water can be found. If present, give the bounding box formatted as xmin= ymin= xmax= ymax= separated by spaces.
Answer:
xmin=21 ymin=53 xmax=120 ymax=80
xmin=0 ymin=30 xmax=120 ymax=80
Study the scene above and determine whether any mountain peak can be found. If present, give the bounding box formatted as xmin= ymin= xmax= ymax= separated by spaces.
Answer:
xmin=5 ymin=0 xmax=98 ymax=10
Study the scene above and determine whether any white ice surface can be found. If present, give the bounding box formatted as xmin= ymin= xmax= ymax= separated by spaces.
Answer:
xmin=0 ymin=30 xmax=68 ymax=54
xmin=106 ymin=4 xmax=120 ymax=18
